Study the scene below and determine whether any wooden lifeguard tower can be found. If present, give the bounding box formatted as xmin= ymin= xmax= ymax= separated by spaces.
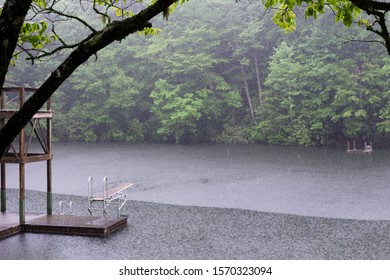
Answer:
xmin=0 ymin=87 xmax=53 ymax=224
xmin=1 ymin=87 xmax=130 ymax=239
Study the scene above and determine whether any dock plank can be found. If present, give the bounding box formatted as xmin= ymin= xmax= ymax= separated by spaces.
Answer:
xmin=24 ymin=214 xmax=127 ymax=237
xmin=0 ymin=212 xmax=45 ymax=239
xmin=1 ymin=212 xmax=127 ymax=239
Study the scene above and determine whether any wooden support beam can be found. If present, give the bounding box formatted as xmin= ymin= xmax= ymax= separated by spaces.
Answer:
xmin=1 ymin=87 xmax=5 ymax=213
xmin=1 ymin=153 xmax=52 ymax=163
xmin=19 ymin=88 xmax=26 ymax=224
xmin=19 ymin=162 xmax=25 ymax=224
xmin=1 ymin=163 xmax=5 ymax=213
xmin=47 ymin=97 xmax=52 ymax=215
xmin=47 ymin=161 xmax=52 ymax=215
xmin=0 ymin=110 xmax=53 ymax=119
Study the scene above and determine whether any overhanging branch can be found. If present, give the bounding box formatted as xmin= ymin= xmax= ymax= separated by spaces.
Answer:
xmin=350 ymin=0 xmax=390 ymax=12
xmin=348 ymin=0 xmax=390 ymax=54
xmin=0 ymin=0 xmax=180 ymax=157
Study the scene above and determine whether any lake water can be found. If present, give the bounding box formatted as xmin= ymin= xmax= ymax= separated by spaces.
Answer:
xmin=4 ymin=142 xmax=390 ymax=220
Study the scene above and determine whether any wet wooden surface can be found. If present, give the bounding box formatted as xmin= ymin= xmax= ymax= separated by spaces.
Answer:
xmin=0 ymin=212 xmax=45 ymax=239
xmin=0 ymin=212 xmax=127 ymax=239
xmin=0 ymin=211 xmax=45 ymax=226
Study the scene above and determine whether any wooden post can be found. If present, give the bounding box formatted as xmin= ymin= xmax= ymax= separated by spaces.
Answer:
xmin=0 ymin=89 xmax=5 ymax=212
xmin=1 ymin=163 xmax=5 ymax=213
xmin=46 ymin=98 xmax=52 ymax=215
xmin=47 ymin=162 xmax=52 ymax=215
xmin=19 ymin=163 xmax=25 ymax=224
xmin=19 ymin=88 xmax=25 ymax=224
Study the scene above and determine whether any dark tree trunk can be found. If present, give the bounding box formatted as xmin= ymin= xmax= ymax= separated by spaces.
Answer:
xmin=0 ymin=0 xmax=33 ymax=88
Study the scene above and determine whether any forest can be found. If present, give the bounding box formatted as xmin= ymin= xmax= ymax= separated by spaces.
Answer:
xmin=5 ymin=0 xmax=390 ymax=147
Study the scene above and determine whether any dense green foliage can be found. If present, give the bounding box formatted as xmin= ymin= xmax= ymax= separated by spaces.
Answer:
xmin=6 ymin=0 xmax=390 ymax=146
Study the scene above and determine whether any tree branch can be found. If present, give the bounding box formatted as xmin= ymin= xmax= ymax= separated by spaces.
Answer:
xmin=348 ymin=0 xmax=390 ymax=54
xmin=17 ymin=0 xmax=149 ymax=62
xmin=26 ymin=32 xmax=97 ymax=62
xmin=357 ymin=6 xmax=390 ymax=55
xmin=350 ymin=0 xmax=390 ymax=12
xmin=43 ymin=5 xmax=98 ymax=34
xmin=0 ymin=0 xmax=181 ymax=157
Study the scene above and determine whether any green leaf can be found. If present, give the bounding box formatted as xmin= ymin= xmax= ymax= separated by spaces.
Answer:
xmin=354 ymin=109 xmax=367 ymax=118
xmin=343 ymin=110 xmax=353 ymax=118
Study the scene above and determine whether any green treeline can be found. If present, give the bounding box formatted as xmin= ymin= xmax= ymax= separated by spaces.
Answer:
xmin=7 ymin=0 xmax=390 ymax=146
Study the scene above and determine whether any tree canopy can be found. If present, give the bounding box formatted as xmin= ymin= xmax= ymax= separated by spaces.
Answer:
xmin=0 ymin=0 xmax=185 ymax=157
xmin=1 ymin=0 xmax=390 ymax=153
xmin=265 ymin=0 xmax=390 ymax=54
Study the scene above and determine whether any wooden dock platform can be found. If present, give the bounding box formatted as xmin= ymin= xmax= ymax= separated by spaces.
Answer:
xmin=0 ymin=212 xmax=45 ymax=239
xmin=0 ymin=211 xmax=127 ymax=239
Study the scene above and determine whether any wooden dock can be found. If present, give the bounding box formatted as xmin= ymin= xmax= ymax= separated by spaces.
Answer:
xmin=1 ymin=88 xmax=130 ymax=240
xmin=0 ymin=211 xmax=127 ymax=239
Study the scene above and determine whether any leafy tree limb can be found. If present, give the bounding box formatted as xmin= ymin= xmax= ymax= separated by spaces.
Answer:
xmin=264 ymin=0 xmax=390 ymax=54
xmin=0 ymin=0 xmax=183 ymax=157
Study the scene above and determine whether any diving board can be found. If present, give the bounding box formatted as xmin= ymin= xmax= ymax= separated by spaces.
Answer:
xmin=87 ymin=177 xmax=133 ymax=223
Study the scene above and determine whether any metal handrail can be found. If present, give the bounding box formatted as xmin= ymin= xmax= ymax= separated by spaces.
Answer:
xmin=87 ymin=176 xmax=93 ymax=220
xmin=69 ymin=201 xmax=74 ymax=216
xmin=87 ymin=176 xmax=130 ymax=224
xmin=103 ymin=177 xmax=108 ymax=223
xmin=59 ymin=201 xmax=64 ymax=215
